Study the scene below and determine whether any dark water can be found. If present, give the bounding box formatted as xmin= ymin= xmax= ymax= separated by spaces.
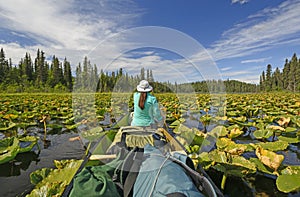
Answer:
xmin=0 ymin=133 xmax=85 ymax=197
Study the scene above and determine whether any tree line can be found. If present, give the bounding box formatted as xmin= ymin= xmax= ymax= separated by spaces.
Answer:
xmin=259 ymin=53 xmax=300 ymax=92
xmin=0 ymin=47 xmax=299 ymax=93
xmin=0 ymin=48 xmax=72 ymax=92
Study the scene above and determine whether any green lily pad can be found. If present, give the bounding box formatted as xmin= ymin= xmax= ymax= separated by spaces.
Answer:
xmin=278 ymin=136 xmax=300 ymax=144
xmin=276 ymin=174 xmax=300 ymax=193
xmin=208 ymin=149 xmax=228 ymax=163
xmin=210 ymin=151 xmax=256 ymax=177
xmin=267 ymin=125 xmax=285 ymax=132
xmin=63 ymin=117 xmax=75 ymax=125
xmin=255 ymin=140 xmax=289 ymax=152
xmin=0 ymin=122 xmax=17 ymax=131
xmin=281 ymin=165 xmax=300 ymax=175
xmin=30 ymin=168 xmax=52 ymax=185
xmin=285 ymin=127 xmax=297 ymax=132
xmin=228 ymin=116 xmax=247 ymax=123
xmin=0 ymin=137 xmax=19 ymax=164
xmin=81 ymin=126 xmax=104 ymax=141
xmin=17 ymin=122 xmax=38 ymax=129
xmin=210 ymin=126 xmax=228 ymax=138
xmin=65 ymin=123 xmax=81 ymax=130
xmin=250 ymin=158 xmax=274 ymax=175
xmin=169 ymin=118 xmax=185 ymax=129
xmin=173 ymin=123 xmax=191 ymax=135
xmin=200 ymin=115 xmax=212 ymax=124
xmin=47 ymin=124 xmax=63 ymax=129
xmin=19 ymin=136 xmax=39 ymax=153
xmin=28 ymin=159 xmax=82 ymax=197
xmin=177 ymin=127 xmax=205 ymax=146
xmin=226 ymin=111 xmax=239 ymax=117
xmin=198 ymin=152 xmax=212 ymax=169
xmin=253 ymin=129 xmax=273 ymax=139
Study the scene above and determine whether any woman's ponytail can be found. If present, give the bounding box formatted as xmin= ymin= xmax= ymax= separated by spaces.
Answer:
xmin=138 ymin=92 xmax=147 ymax=110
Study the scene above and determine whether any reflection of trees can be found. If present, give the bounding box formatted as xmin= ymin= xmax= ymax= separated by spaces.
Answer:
xmin=0 ymin=152 xmax=40 ymax=177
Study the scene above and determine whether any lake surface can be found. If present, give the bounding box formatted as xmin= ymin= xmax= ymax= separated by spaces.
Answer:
xmin=0 ymin=133 xmax=85 ymax=197
xmin=0 ymin=120 xmax=299 ymax=197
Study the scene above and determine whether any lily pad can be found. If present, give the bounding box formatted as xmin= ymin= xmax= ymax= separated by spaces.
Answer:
xmin=281 ymin=165 xmax=300 ymax=175
xmin=19 ymin=136 xmax=39 ymax=153
xmin=28 ymin=159 xmax=82 ymax=197
xmin=276 ymin=174 xmax=300 ymax=193
xmin=253 ymin=129 xmax=273 ymax=140
xmin=216 ymin=138 xmax=247 ymax=155
xmin=0 ymin=137 xmax=19 ymax=164
xmin=278 ymin=136 xmax=300 ymax=144
xmin=30 ymin=168 xmax=52 ymax=185
xmin=173 ymin=123 xmax=191 ymax=135
xmin=209 ymin=126 xmax=228 ymax=138
xmin=267 ymin=125 xmax=285 ymax=132
xmin=250 ymin=157 xmax=274 ymax=175
xmin=285 ymin=127 xmax=297 ymax=133
xmin=277 ymin=116 xmax=291 ymax=127
xmin=255 ymin=146 xmax=284 ymax=172
xmin=0 ymin=122 xmax=17 ymax=131
xmin=169 ymin=118 xmax=185 ymax=129
xmin=209 ymin=150 xmax=256 ymax=177
xmin=228 ymin=126 xmax=243 ymax=139
xmin=81 ymin=126 xmax=104 ymax=141
xmin=255 ymin=140 xmax=289 ymax=152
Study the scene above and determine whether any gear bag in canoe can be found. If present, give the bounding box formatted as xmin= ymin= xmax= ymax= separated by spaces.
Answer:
xmin=67 ymin=126 xmax=223 ymax=197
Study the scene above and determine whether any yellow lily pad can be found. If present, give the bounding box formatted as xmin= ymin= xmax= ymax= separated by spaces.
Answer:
xmin=255 ymin=146 xmax=284 ymax=172
xmin=217 ymin=138 xmax=247 ymax=155
xmin=277 ymin=116 xmax=290 ymax=127
xmin=268 ymin=125 xmax=285 ymax=131
xmin=228 ymin=127 xmax=243 ymax=139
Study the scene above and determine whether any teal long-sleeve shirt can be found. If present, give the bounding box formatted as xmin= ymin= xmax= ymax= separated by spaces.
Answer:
xmin=131 ymin=92 xmax=163 ymax=127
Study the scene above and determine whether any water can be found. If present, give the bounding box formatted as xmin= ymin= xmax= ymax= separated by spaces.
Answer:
xmin=0 ymin=115 xmax=299 ymax=196
xmin=0 ymin=133 xmax=85 ymax=197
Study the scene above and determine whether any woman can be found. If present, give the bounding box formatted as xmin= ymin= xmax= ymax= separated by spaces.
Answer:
xmin=131 ymin=80 xmax=163 ymax=128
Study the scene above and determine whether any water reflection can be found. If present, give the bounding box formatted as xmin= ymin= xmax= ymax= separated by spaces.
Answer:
xmin=0 ymin=151 xmax=40 ymax=177
xmin=0 ymin=133 xmax=85 ymax=197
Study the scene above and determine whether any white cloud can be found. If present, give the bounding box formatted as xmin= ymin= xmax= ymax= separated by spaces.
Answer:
xmin=220 ymin=67 xmax=232 ymax=71
xmin=222 ymin=70 xmax=251 ymax=77
xmin=241 ymin=57 xmax=271 ymax=64
xmin=221 ymin=64 xmax=265 ymax=84
xmin=232 ymin=75 xmax=259 ymax=84
xmin=231 ymin=0 xmax=249 ymax=5
xmin=0 ymin=0 xmax=142 ymax=66
xmin=102 ymin=51 xmax=208 ymax=84
xmin=210 ymin=0 xmax=300 ymax=61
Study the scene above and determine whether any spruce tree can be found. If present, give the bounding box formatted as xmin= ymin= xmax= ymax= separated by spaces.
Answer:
xmin=63 ymin=57 xmax=73 ymax=91
xmin=266 ymin=64 xmax=272 ymax=91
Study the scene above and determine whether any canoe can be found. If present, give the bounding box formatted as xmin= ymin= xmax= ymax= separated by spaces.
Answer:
xmin=61 ymin=117 xmax=224 ymax=197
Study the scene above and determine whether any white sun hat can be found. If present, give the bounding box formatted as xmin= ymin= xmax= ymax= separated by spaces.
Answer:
xmin=137 ymin=80 xmax=153 ymax=92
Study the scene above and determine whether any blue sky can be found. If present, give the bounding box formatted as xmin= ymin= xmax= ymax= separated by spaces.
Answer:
xmin=0 ymin=0 xmax=299 ymax=84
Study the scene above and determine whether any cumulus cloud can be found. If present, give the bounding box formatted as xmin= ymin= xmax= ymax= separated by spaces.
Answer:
xmin=0 ymin=0 xmax=142 ymax=65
